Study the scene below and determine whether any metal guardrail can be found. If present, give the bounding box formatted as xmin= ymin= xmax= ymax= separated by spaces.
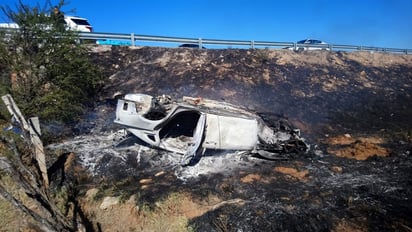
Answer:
xmin=1 ymin=27 xmax=410 ymax=54
xmin=79 ymin=32 xmax=412 ymax=54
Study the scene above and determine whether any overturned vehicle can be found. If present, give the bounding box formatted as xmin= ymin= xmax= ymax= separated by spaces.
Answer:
xmin=114 ymin=93 xmax=308 ymax=165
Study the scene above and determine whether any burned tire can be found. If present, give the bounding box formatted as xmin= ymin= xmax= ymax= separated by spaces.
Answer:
xmin=255 ymin=138 xmax=308 ymax=160
xmin=284 ymin=139 xmax=308 ymax=153
xmin=255 ymin=150 xmax=290 ymax=160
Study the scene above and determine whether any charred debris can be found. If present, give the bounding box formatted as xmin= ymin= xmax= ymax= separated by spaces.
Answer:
xmin=113 ymin=93 xmax=309 ymax=165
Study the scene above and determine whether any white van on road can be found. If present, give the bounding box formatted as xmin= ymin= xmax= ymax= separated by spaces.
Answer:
xmin=64 ymin=16 xmax=93 ymax=32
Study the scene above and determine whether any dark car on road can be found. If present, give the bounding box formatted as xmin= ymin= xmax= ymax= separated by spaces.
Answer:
xmin=178 ymin=44 xmax=206 ymax=49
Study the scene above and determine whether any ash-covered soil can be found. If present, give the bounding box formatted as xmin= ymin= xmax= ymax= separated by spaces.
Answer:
xmin=48 ymin=46 xmax=412 ymax=231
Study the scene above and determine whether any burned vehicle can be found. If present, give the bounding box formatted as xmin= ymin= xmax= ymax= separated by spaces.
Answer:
xmin=114 ymin=93 xmax=308 ymax=165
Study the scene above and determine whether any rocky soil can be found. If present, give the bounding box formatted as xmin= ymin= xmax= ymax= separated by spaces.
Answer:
xmin=4 ymin=46 xmax=412 ymax=231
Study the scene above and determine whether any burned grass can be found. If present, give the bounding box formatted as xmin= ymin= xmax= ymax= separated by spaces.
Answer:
xmin=43 ymin=47 xmax=412 ymax=231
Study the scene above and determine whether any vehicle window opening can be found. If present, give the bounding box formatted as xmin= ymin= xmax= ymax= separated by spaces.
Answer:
xmin=159 ymin=111 xmax=200 ymax=139
xmin=70 ymin=18 xmax=91 ymax=26
xmin=135 ymin=103 xmax=143 ymax=112
xmin=123 ymin=102 xmax=128 ymax=111
xmin=147 ymin=135 xmax=156 ymax=142
xmin=143 ymin=101 xmax=168 ymax=120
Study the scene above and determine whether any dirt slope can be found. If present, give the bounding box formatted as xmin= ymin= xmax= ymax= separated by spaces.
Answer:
xmin=72 ymin=46 xmax=412 ymax=231
xmin=46 ymin=46 xmax=412 ymax=231
xmin=92 ymin=46 xmax=412 ymax=142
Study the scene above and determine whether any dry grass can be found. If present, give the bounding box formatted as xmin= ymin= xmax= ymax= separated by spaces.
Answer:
xmin=0 ymin=174 xmax=33 ymax=231
xmin=0 ymin=195 xmax=21 ymax=232
xmin=79 ymin=188 xmax=245 ymax=231
xmin=273 ymin=166 xmax=310 ymax=182
xmin=0 ymin=135 xmax=41 ymax=231
xmin=325 ymin=135 xmax=390 ymax=160
xmin=81 ymin=191 xmax=200 ymax=232
xmin=138 ymin=192 xmax=195 ymax=232
xmin=0 ymin=137 xmax=21 ymax=231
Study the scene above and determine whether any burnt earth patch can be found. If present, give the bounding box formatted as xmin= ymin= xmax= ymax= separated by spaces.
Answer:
xmin=52 ymin=47 xmax=412 ymax=231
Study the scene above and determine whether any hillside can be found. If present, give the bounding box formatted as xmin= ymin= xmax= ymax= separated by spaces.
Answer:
xmin=82 ymin=46 xmax=412 ymax=231
xmin=2 ymin=46 xmax=412 ymax=231
xmin=92 ymin=47 xmax=412 ymax=142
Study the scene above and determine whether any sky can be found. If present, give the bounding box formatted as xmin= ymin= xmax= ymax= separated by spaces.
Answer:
xmin=1 ymin=0 xmax=411 ymax=49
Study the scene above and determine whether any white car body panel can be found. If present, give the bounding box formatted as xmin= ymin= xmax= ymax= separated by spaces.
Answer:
xmin=204 ymin=114 xmax=258 ymax=150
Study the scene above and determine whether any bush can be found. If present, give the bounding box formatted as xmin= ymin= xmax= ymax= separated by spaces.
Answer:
xmin=0 ymin=1 xmax=103 ymax=130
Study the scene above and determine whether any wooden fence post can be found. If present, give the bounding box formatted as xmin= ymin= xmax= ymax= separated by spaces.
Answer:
xmin=1 ymin=94 xmax=49 ymax=188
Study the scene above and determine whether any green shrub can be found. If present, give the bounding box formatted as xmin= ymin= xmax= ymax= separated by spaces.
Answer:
xmin=0 ymin=1 xmax=103 ymax=127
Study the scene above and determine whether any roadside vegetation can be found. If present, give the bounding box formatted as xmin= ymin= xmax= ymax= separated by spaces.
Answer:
xmin=0 ymin=1 xmax=198 ymax=231
xmin=0 ymin=0 xmax=103 ymax=141
xmin=0 ymin=1 xmax=103 ymax=231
